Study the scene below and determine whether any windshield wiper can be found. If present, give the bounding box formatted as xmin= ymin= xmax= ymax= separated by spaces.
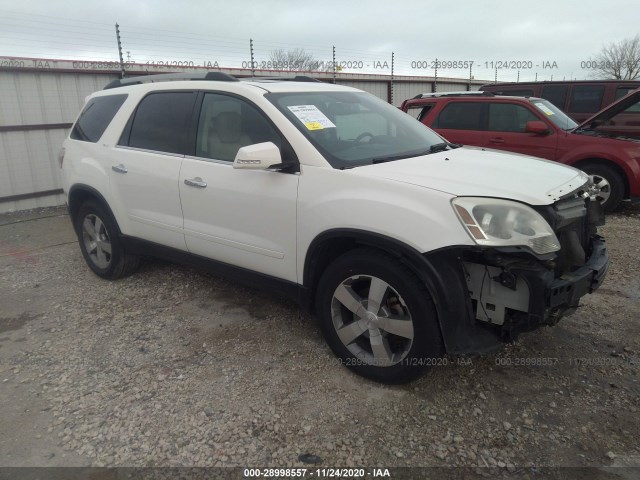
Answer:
xmin=430 ymin=142 xmax=461 ymax=152
xmin=372 ymin=151 xmax=429 ymax=164
xmin=371 ymin=143 xmax=461 ymax=164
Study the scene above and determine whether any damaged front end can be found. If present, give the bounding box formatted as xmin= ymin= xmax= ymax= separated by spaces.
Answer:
xmin=427 ymin=187 xmax=609 ymax=354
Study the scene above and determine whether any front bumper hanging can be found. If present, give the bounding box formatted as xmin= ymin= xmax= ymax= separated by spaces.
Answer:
xmin=463 ymin=235 xmax=609 ymax=337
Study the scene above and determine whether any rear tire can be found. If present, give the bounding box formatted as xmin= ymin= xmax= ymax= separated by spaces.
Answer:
xmin=315 ymin=248 xmax=444 ymax=384
xmin=75 ymin=200 xmax=139 ymax=279
xmin=580 ymin=163 xmax=624 ymax=213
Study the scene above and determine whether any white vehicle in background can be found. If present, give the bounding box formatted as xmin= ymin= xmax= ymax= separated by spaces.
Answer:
xmin=59 ymin=73 xmax=609 ymax=383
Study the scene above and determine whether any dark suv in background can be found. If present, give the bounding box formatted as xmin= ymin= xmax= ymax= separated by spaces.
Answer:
xmin=480 ymin=80 xmax=640 ymax=123
xmin=400 ymin=90 xmax=640 ymax=212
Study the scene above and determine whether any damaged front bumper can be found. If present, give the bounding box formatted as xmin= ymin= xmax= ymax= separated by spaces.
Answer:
xmin=462 ymin=235 xmax=609 ymax=339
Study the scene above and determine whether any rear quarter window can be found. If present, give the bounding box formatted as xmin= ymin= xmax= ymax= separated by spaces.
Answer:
xmin=405 ymin=104 xmax=434 ymax=122
xmin=70 ymin=94 xmax=128 ymax=143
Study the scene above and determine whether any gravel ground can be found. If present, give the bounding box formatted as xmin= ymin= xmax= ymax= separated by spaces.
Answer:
xmin=0 ymin=203 xmax=639 ymax=477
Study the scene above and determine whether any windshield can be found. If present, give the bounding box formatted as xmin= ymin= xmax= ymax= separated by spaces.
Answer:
xmin=266 ymin=91 xmax=446 ymax=168
xmin=530 ymin=99 xmax=578 ymax=130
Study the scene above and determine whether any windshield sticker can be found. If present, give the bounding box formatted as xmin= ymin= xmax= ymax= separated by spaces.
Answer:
xmin=288 ymin=105 xmax=336 ymax=130
xmin=534 ymin=102 xmax=555 ymax=116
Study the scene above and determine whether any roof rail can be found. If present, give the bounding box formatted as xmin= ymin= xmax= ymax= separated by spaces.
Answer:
xmin=247 ymin=75 xmax=322 ymax=83
xmin=413 ymin=91 xmax=495 ymax=99
xmin=103 ymin=71 xmax=239 ymax=89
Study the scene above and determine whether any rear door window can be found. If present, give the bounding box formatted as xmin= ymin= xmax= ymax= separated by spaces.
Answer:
xmin=569 ymin=85 xmax=605 ymax=114
xmin=541 ymin=85 xmax=568 ymax=109
xmin=70 ymin=94 xmax=127 ymax=142
xmin=124 ymin=92 xmax=197 ymax=154
xmin=434 ymin=102 xmax=485 ymax=130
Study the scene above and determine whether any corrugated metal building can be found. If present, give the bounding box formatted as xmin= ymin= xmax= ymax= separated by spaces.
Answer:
xmin=0 ymin=57 xmax=484 ymax=213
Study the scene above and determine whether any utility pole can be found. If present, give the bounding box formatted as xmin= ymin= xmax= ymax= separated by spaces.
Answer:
xmin=332 ymin=46 xmax=336 ymax=84
xmin=115 ymin=23 xmax=125 ymax=78
xmin=494 ymin=67 xmax=497 ymax=84
xmin=390 ymin=52 xmax=394 ymax=104
xmin=517 ymin=70 xmax=520 ymax=83
xmin=250 ymin=39 xmax=255 ymax=77
xmin=434 ymin=58 xmax=438 ymax=93
xmin=468 ymin=62 xmax=472 ymax=91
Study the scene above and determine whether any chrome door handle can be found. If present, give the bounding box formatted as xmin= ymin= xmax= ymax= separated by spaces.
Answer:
xmin=111 ymin=164 xmax=128 ymax=173
xmin=184 ymin=177 xmax=207 ymax=188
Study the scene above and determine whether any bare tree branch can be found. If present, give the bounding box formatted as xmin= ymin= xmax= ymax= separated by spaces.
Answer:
xmin=590 ymin=35 xmax=640 ymax=80
xmin=267 ymin=48 xmax=322 ymax=72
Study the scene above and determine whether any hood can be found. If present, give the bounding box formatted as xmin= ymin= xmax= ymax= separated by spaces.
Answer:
xmin=575 ymin=88 xmax=640 ymax=131
xmin=353 ymin=146 xmax=589 ymax=206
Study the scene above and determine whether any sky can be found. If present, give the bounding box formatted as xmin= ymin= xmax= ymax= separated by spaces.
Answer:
xmin=0 ymin=0 xmax=638 ymax=83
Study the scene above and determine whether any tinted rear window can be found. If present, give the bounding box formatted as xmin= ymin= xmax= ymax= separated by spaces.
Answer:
xmin=126 ymin=92 xmax=196 ymax=154
xmin=70 ymin=94 xmax=127 ymax=142
xmin=541 ymin=85 xmax=568 ymax=109
xmin=434 ymin=102 xmax=484 ymax=130
xmin=569 ymin=85 xmax=605 ymax=113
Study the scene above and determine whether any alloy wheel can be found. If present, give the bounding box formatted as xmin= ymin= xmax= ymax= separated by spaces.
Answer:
xmin=81 ymin=214 xmax=112 ymax=269
xmin=330 ymin=275 xmax=415 ymax=367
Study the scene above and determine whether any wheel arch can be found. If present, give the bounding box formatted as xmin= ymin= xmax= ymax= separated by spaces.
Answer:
xmin=303 ymin=229 xmax=435 ymax=299
xmin=570 ymin=158 xmax=630 ymax=199
xmin=303 ymin=229 xmax=503 ymax=355
xmin=68 ymin=184 xmax=121 ymax=234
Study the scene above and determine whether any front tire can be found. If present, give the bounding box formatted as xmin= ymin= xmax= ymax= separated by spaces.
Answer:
xmin=315 ymin=249 xmax=444 ymax=384
xmin=581 ymin=164 xmax=624 ymax=213
xmin=75 ymin=200 xmax=139 ymax=279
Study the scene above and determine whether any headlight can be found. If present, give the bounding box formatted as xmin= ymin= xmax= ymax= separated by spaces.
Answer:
xmin=451 ymin=197 xmax=560 ymax=254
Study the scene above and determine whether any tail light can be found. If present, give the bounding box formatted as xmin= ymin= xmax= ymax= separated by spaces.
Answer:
xmin=58 ymin=147 xmax=65 ymax=168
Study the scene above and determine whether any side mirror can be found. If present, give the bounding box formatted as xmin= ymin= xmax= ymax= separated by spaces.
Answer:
xmin=233 ymin=142 xmax=282 ymax=170
xmin=525 ymin=121 xmax=551 ymax=135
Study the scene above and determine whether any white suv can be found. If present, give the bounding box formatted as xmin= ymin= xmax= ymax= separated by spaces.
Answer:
xmin=59 ymin=72 xmax=609 ymax=383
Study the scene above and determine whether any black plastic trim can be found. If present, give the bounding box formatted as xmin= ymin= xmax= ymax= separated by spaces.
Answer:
xmin=121 ymin=235 xmax=303 ymax=303
xmin=104 ymin=72 xmax=239 ymax=89
xmin=66 ymin=184 xmax=119 ymax=234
